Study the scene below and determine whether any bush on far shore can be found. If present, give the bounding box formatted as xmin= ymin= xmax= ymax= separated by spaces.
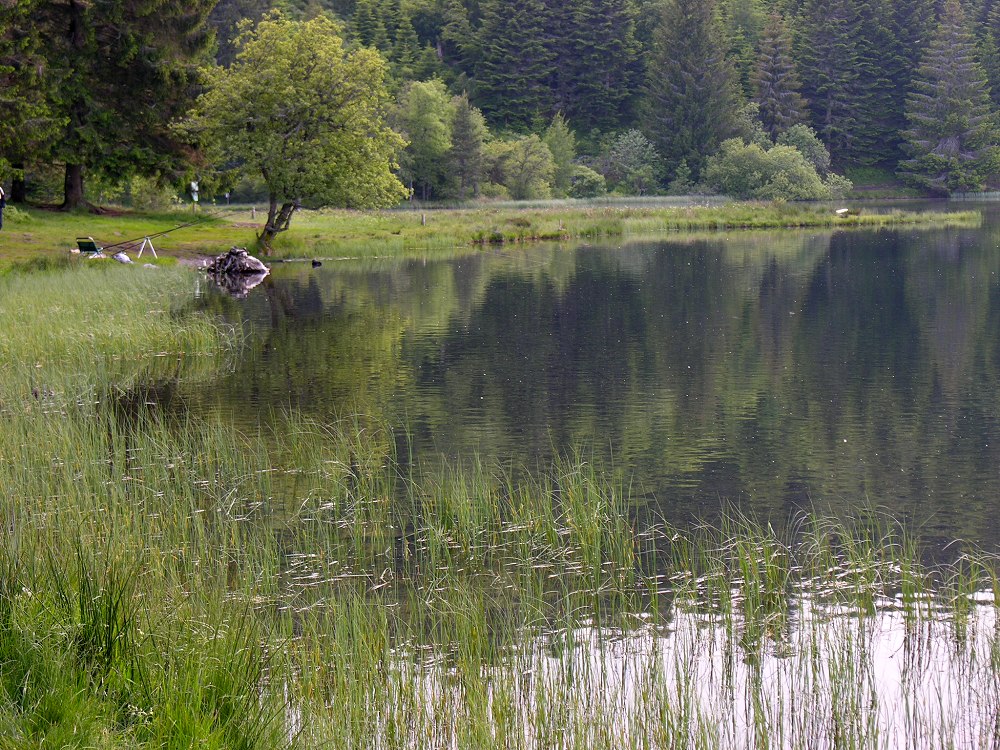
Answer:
xmin=703 ymin=138 xmax=853 ymax=200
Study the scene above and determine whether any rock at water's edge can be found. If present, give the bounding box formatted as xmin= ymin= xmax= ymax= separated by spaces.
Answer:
xmin=205 ymin=247 xmax=269 ymax=276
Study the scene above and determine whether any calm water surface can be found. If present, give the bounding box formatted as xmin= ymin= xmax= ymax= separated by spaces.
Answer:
xmin=187 ymin=214 xmax=1000 ymax=549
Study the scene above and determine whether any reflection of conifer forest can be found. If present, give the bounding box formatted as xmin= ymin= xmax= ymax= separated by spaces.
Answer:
xmin=7 ymin=0 xmax=1000 ymax=208
xmin=190 ymin=222 xmax=1000 ymax=547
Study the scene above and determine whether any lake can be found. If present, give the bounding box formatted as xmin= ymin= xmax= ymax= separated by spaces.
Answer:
xmin=185 ymin=216 xmax=1000 ymax=551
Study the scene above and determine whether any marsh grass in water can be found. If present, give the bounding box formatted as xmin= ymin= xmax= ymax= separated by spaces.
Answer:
xmin=0 ymin=264 xmax=235 ymax=403
xmin=4 ymin=406 xmax=999 ymax=748
xmin=1 ymin=263 xmax=999 ymax=748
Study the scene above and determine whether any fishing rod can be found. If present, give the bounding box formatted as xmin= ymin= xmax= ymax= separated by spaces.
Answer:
xmin=97 ymin=206 xmax=236 ymax=252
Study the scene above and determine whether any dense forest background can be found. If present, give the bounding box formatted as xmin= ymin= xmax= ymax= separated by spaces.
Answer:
xmin=3 ymin=0 xmax=1000 ymax=206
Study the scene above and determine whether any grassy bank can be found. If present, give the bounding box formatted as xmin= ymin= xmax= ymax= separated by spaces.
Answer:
xmin=0 ymin=199 xmax=982 ymax=266
xmin=267 ymin=201 xmax=983 ymax=258
xmin=1 ymin=264 xmax=998 ymax=748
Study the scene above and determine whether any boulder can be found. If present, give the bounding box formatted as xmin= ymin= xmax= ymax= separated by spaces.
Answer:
xmin=205 ymin=246 xmax=269 ymax=276
xmin=204 ymin=247 xmax=270 ymax=298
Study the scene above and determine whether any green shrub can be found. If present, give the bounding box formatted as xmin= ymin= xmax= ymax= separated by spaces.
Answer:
xmin=703 ymin=138 xmax=851 ymax=200
xmin=824 ymin=173 xmax=854 ymax=199
xmin=127 ymin=175 xmax=176 ymax=210
xmin=777 ymin=124 xmax=831 ymax=175
xmin=484 ymin=135 xmax=555 ymax=200
xmin=567 ymin=165 xmax=606 ymax=198
xmin=667 ymin=159 xmax=695 ymax=195
xmin=601 ymin=129 xmax=662 ymax=195
xmin=3 ymin=205 xmax=29 ymax=224
xmin=479 ymin=182 xmax=510 ymax=200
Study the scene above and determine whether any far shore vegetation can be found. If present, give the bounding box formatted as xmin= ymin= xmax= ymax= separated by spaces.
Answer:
xmin=6 ymin=1 xmax=1000 ymax=249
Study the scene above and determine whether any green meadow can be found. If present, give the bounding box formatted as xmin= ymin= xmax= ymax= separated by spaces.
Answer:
xmin=0 ymin=199 xmax=981 ymax=268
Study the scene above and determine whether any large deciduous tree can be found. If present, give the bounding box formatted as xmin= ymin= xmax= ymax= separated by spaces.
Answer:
xmin=186 ymin=13 xmax=407 ymax=249
xmin=395 ymin=79 xmax=455 ymax=201
xmin=641 ymin=0 xmax=740 ymax=180
xmin=899 ymin=0 xmax=1000 ymax=193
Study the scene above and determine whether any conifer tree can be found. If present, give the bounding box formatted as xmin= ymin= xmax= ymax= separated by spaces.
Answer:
xmin=0 ymin=0 xmax=57 ymax=201
xmin=381 ymin=0 xmax=404 ymax=44
xmin=351 ymin=0 xmax=381 ymax=46
xmin=208 ymin=0 xmax=271 ymax=66
xmin=849 ymin=0 xmax=905 ymax=165
xmin=544 ymin=112 xmax=577 ymax=196
xmin=717 ymin=0 xmax=767 ymax=98
xmin=563 ymin=0 xmax=641 ymax=130
xmin=392 ymin=13 xmax=422 ymax=78
xmin=543 ymin=0 xmax=577 ymax=116
xmin=796 ymin=0 xmax=863 ymax=163
xmin=441 ymin=0 xmax=477 ymax=74
xmin=36 ymin=0 xmax=217 ymax=208
xmin=978 ymin=1 xmax=1000 ymax=107
xmin=474 ymin=0 xmax=554 ymax=129
xmin=449 ymin=93 xmax=489 ymax=198
xmin=879 ymin=0 xmax=935 ymax=162
xmin=899 ymin=0 xmax=1000 ymax=193
xmin=642 ymin=0 xmax=741 ymax=178
xmin=752 ymin=13 xmax=807 ymax=139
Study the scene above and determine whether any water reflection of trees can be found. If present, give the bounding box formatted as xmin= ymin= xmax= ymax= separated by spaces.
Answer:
xmin=187 ymin=228 xmax=1000 ymax=545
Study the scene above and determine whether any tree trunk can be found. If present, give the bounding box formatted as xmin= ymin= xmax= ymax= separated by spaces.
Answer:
xmin=258 ymin=195 xmax=299 ymax=253
xmin=62 ymin=164 xmax=85 ymax=210
xmin=61 ymin=2 xmax=88 ymax=211
xmin=10 ymin=165 xmax=26 ymax=204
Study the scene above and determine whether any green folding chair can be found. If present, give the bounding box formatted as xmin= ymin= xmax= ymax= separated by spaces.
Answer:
xmin=76 ymin=236 xmax=103 ymax=254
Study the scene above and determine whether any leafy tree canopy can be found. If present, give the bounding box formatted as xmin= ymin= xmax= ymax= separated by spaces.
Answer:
xmin=185 ymin=12 xmax=407 ymax=248
xmin=395 ymin=79 xmax=455 ymax=200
